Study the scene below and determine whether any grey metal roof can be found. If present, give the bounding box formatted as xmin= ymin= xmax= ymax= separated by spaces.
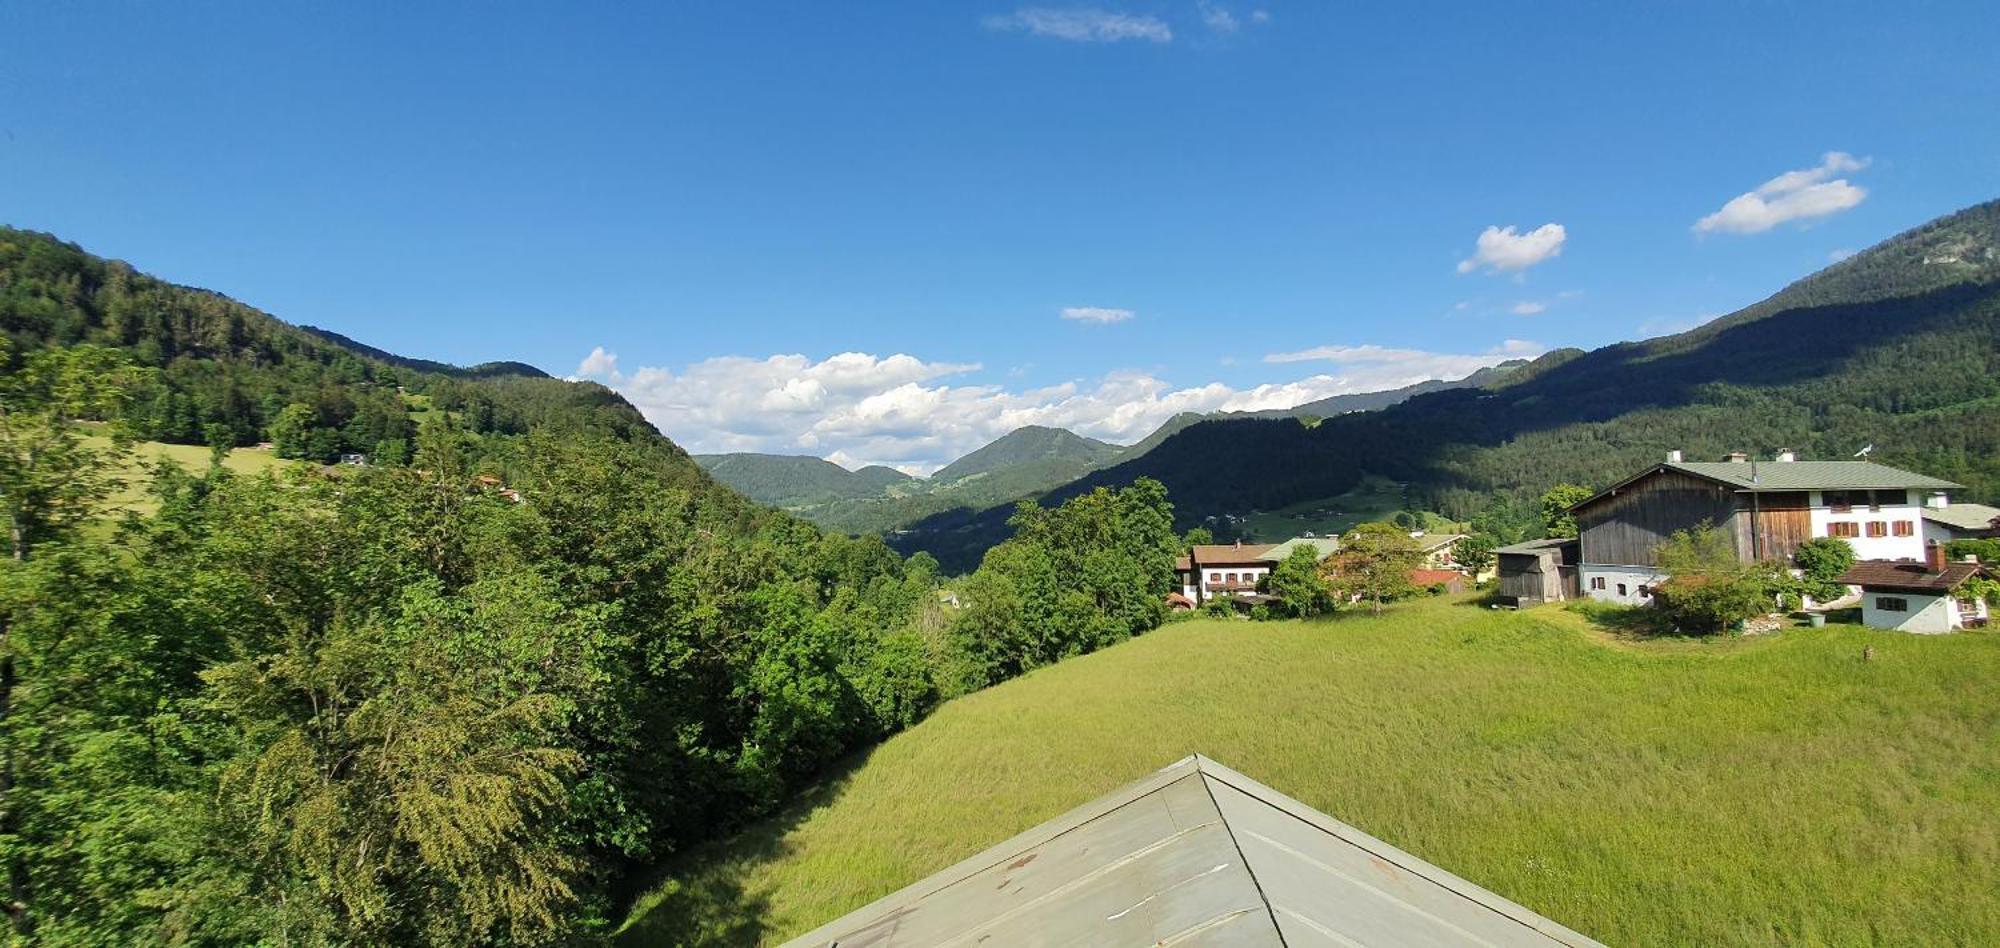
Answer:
xmin=1921 ymin=502 xmax=2000 ymax=531
xmin=1662 ymin=460 xmax=1958 ymax=492
xmin=1495 ymin=537 xmax=1574 ymax=556
xmin=1259 ymin=536 xmax=1342 ymax=562
xmin=781 ymin=754 xmax=1602 ymax=948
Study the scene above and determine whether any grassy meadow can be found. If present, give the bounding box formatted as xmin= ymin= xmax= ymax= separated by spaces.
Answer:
xmin=1239 ymin=474 xmax=1413 ymax=540
xmin=620 ymin=597 xmax=2000 ymax=947
xmin=82 ymin=431 xmax=290 ymax=516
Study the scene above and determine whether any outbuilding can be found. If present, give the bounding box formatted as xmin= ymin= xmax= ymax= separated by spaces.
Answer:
xmin=1494 ymin=537 xmax=1579 ymax=607
xmin=1839 ymin=545 xmax=1989 ymax=634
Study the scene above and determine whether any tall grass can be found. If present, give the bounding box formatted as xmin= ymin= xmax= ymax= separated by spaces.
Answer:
xmin=621 ymin=598 xmax=2000 ymax=946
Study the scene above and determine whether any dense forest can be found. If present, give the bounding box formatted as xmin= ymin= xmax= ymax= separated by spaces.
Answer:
xmin=0 ymin=230 xmax=1185 ymax=944
xmin=897 ymin=199 xmax=2000 ymax=570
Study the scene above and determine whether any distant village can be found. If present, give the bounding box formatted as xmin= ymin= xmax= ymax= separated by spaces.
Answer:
xmin=1178 ymin=449 xmax=1997 ymax=635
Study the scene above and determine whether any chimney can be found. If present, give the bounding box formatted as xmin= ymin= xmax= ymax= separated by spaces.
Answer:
xmin=1666 ymin=449 xmax=1683 ymax=463
xmin=1725 ymin=451 xmax=1749 ymax=463
xmin=1926 ymin=491 xmax=1949 ymax=510
xmin=1774 ymin=449 xmax=1797 ymax=463
xmin=1926 ymin=540 xmax=1947 ymax=574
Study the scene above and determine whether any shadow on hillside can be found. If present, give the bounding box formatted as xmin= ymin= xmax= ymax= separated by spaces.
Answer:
xmin=894 ymin=280 xmax=2000 ymax=571
xmin=614 ymin=749 xmax=873 ymax=948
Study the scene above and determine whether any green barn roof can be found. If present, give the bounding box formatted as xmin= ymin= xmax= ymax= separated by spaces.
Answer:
xmin=782 ymin=754 xmax=1602 ymax=947
xmin=1662 ymin=459 xmax=1958 ymax=491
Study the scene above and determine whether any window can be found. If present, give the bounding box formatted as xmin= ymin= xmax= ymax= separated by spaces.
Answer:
xmin=1208 ymin=572 xmax=1222 ymax=582
xmin=1893 ymin=520 xmax=1914 ymax=537
xmin=1875 ymin=596 xmax=1908 ymax=613
xmin=1872 ymin=489 xmax=1905 ymax=510
xmin=1826 ymin=490 xmax=1853 ymax=513
xmin=1866 ymin=521 xmax=1888 ymax=538
xmin=1590 ymin=576 xmax=1606 ymax=591
xmin=1827 ymin=522 xmax=1860 ymax=539
xmin=1225 ymin=572 xmax=1238 ymax=584
xmin=1616 ymin=583 xmax=1628 ymax=596
xmin=1637 ymin=584 xmax=1652 ymax=598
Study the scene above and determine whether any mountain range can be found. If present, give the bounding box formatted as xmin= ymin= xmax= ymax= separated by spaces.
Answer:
xmin=888 ymin=199 xmax=2000 ymax=570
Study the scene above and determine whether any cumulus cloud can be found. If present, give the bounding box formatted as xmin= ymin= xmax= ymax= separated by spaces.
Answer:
xmin=1456 ymin=223 xmax=1567 ymax=274
xmin=1060 ymin=305 xmax=1135 ymax=323
xmin=983 ymin=7 xmax=1172 ymax=42
xmin=1510 ymin=301 xmax=1546 ymax=316
xmin=576 ymin=341 xmax=1544 ymax=472
xmin=1695 ymin=152 xmax=1869 ymax=235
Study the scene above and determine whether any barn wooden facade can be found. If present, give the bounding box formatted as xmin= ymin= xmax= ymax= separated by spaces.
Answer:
xmin=1570 ymin=454 xmax=1959 ymax=606
xmin=1495 ymin=537 xmax=1578 ymax=607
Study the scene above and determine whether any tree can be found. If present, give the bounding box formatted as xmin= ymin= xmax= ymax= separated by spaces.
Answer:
xmin=1322 ymin=522 xmax=1420 ymax=614
xmin=267 ymin=402 xmax=317 ymax=459
xmin=1652 ymin=524 xmax=1766 ymax=634
xmin=1266 ymin=545 xmax=1335 ymax=617
xmin=1456 ymin=534 xmax=1497 ymax=578
xmin=1792 ymin=536 xmax=1858 ymax=604
xmin=1540 ymin=483 xmax=1594 ymax=539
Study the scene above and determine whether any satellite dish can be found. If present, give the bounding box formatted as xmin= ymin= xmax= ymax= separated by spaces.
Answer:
xmin=1853 ymin=444 xmax=1874 ymax=458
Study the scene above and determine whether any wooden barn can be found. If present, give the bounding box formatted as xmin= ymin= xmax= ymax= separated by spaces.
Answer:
xmin=1494 ymin=537 xmax=1579 ymax=607
xmin=1570 ymin=450 xmax=1957 ymax=605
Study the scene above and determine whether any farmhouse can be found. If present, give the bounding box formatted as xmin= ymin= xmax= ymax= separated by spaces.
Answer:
xmin=1412 ymin=531 xmax=1468 ymax=569
xmin=782 ymin=754 xmax=1603 ymax=947
xmin=1840 ymin=545 xmax=1990 ymax=633
xmin=1570 ymin=450 xmax=1958 ymax=606
xmin=1494 ymin=537 xmax=1579 ymax=607
xmin=1175 ymin=541 xmax=1275 ymax=602
xmin=1920 ymin=499 xmax=2000 ymax=544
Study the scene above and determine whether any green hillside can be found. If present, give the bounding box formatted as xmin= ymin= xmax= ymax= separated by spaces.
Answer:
xmin=931 ymin=424 xmax=1121 ymax=483
xmin=622 ymin=597 xmax=2000 ymax=946
xmin=896 ymin=199 xmax=2000 ymax=570
xmin=693 ymin=452 xmax=912 ymax=507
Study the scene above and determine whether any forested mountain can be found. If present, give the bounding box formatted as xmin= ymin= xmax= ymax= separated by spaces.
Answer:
xmin=693 ymin=451 xmax=912 ymax=506
xmin=895 ymin=199 xmax=2000 ymax=570
xmin=0 ymin=225 xmax=1198 ymax=945
xmin=933 ymin=425 xmax=1121 ymax=482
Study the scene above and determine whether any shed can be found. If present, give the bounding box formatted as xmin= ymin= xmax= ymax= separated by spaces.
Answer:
xmin=782 ymin=754 xmax=1602 ymax=947
xmin=1494 ymin=537 xmax=1579 ymax=607
xmin=1839 ymin=550 xmax=1989 ymax=633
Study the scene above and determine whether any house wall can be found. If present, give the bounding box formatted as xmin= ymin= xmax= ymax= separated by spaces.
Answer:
xmin=1576 ymin=470 xmax=1738 ymax=567
xmin=1197 ymin=564 xmax=1269 ymax=598
xmin=1580 ymin=564 xmax=1667 ymax=605
xmin=1809 ymin=490 xmax=1926 ymax=562
xmin=1860 ymin=590 xmax=1956 ymax=634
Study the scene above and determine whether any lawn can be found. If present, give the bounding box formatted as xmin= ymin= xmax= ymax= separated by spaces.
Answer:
xmin=619 ymin=597 xmax=2000 ymax=947
xmin=82 ymin=432 xmax=290 ymax=516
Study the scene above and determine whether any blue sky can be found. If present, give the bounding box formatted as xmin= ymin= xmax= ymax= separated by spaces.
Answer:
xmin=4 ymin=3 xmax=1996 ymax=471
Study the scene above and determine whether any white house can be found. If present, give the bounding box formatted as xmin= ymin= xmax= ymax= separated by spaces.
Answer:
xmin=1175 ymin=542 xmax=1277 ymax=603
xmin=1919 ymin=498 xmax=2000 ymax=546
xmin=1841 ymin=546 xmax=1990 ymax=633
xmin=1569 ymin=450 xmax=1960 ymax=606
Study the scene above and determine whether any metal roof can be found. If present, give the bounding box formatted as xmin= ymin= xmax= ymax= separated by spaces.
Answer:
xmin=781 ymin=754 xmax=1602 ymax=948
xmin=1661 ymin=460 xmax=1959 ymax=492
xmin=1495 ymin=537 xmax=1575 ymax=556
xmin=1259 ymin=536 xmax=1342 ymax=562
xmin=1839 ymin=559 xmax=1985 ymax=594
xmin=1920 ymin=502 xmax=2000 ymax=532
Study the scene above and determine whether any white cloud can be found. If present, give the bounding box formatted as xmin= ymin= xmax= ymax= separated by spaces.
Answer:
xmin=1510 ymin=301 xmax=1546 ymax=316
xmin=1828 ymin=247 xmax=1856 ymax=262
xmin=576 ymin=346 xmax=620 ymax=379
xmin=983 ymin=7 xmax=1172 ymax=43
xmin=1060 ymin=305 xmax=1135 ymax=323
xmin=1694 ymin=152 xmax=1869 ymax=235
xmin=1250 ymin=9 xmax=1270 ymax=24
xmin=1456 ymin=223 xmax=1567 ymax=275
xmin=577 ymin=341 xmax=1544 ymax=472
xmin=1200 ymin=2 xmax=1239 ymax=33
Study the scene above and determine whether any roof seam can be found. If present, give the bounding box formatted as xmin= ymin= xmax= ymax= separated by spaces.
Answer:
xmin=1194 ymin=767 xmax=1291 ymax=948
